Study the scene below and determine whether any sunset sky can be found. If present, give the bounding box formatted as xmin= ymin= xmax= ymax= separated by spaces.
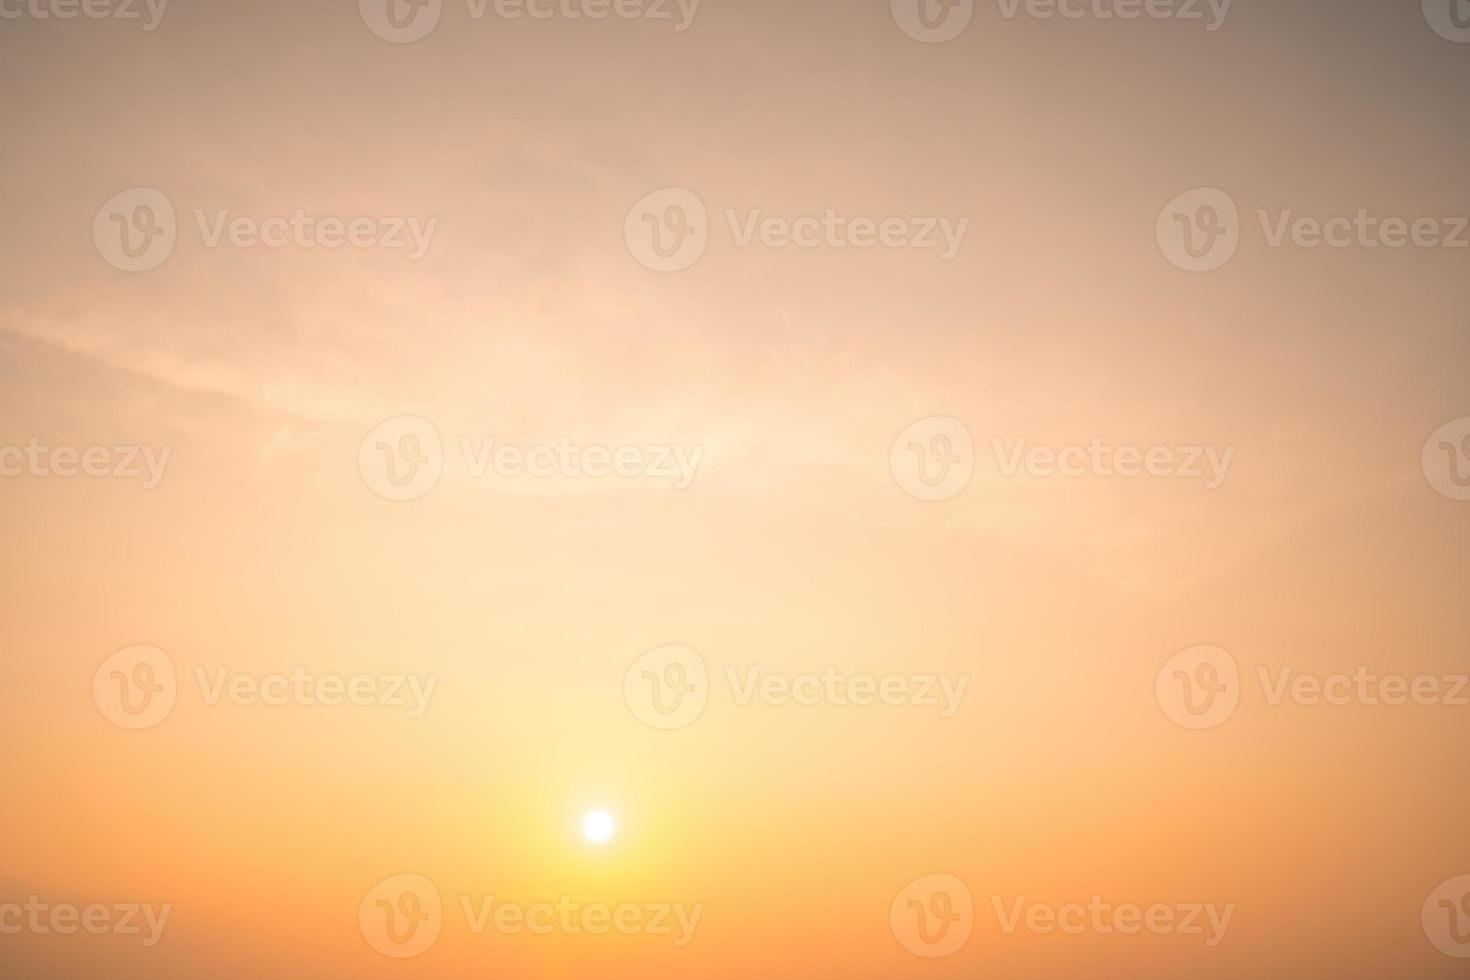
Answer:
xmin=2 ymin=1 xmax=1468 ymax=977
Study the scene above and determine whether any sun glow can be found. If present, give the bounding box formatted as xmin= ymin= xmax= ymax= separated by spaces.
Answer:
xmin=581 ymin=810 xmax=616 ymax=844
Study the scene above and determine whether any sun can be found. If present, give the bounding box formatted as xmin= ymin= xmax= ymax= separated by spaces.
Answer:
xmin=582 ymin=809 xmax=616 ymax=844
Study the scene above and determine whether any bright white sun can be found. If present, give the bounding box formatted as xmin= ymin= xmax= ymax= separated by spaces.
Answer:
xmin=582 ymin=810 xmax=616 ymax=844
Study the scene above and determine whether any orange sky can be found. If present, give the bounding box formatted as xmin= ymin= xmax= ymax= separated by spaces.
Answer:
xmin=2 ymin=1 xmax=1468 ymax=977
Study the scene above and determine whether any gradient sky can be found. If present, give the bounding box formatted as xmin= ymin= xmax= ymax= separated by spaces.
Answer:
xmin=2 ymin=1 xmax=1468 ymax=977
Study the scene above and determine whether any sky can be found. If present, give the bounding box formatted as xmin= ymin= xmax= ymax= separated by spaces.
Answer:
xmin=1 ymin=0 xmax=1468 ymax=977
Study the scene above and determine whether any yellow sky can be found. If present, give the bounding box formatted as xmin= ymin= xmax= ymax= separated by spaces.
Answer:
xmin=1 ymin=1 xmax=1468 ymax=977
